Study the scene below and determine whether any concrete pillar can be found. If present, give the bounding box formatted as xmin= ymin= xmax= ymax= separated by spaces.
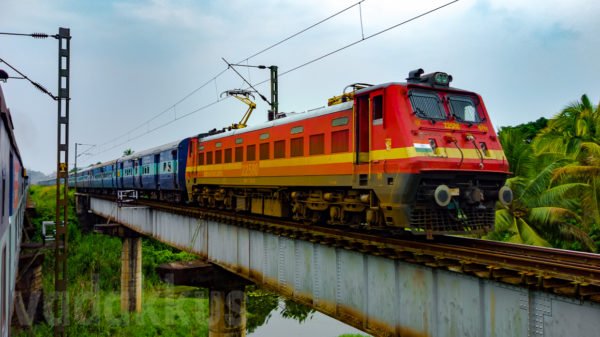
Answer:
xmin=209 ymin=287 xmax=246 ymax=337
xmin=120 ymin=237 xmax=142 ymax=312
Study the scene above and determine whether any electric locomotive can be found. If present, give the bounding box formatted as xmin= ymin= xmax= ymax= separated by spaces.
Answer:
xmin=185 ymin=69 xmax=512 ymax=235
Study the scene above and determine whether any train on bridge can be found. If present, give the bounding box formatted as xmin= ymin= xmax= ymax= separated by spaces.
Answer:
xmin=74 ymin=69 xmax=512 ymax=235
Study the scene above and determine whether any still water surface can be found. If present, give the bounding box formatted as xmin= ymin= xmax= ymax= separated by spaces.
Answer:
xmin=248 ymin=300 xmax=369 ymax=337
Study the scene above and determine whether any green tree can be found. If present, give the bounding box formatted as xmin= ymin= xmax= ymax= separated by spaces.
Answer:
xmin=491 ymin=128 xmax=595 ymax=251
xmin=533 ymin=94 xmax=600 ymax=230
xmin=123 ymin=148 xmax=134 ymax=156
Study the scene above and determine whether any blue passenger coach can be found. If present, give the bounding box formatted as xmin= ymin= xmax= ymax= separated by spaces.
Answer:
xmin=74 ymin=138 xmax=189 ymax=202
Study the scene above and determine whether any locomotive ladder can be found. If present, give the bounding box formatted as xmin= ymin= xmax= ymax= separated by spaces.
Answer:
xmin=54 ymin=27 xmax=71 ymax=337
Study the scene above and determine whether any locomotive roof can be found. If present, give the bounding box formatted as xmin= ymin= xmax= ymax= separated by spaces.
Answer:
xmin=200 ymin=100 xmax=354 ymax=142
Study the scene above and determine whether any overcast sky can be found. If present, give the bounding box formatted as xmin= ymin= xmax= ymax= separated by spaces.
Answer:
xmin=2 ymin=0 xmax=599 ymax=174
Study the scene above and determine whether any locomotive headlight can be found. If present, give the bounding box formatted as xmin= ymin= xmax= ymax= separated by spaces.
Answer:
xmin=434 ymin=184 xmax=452 ymax=207
xmin=499 ymin=186 xmax=513 ymax=206
xmin=433 ymin=72 xmax=452 ymax=86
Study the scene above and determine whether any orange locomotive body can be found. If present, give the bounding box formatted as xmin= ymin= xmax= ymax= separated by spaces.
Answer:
xmin=185 ymin=69 xmax=512 ymax=235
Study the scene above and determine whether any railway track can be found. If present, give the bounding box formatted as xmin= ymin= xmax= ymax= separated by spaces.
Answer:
xmin=90 ymin=194 xmax=600 ymax=303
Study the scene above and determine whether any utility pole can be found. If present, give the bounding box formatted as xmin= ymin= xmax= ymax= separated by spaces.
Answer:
xmin=0 ymin=27 xmax=72 ymax=337
xmin=54 ymin=27 xmax=71 ymax=337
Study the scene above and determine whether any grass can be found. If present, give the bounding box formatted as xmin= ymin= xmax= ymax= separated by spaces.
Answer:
xmin=14 ymin=185 xmax=208 ymax=336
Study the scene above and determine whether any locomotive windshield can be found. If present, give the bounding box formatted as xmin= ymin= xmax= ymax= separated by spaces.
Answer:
xmin=448 ymin=95 xmax=482 ymax=123
xmin=409 ymin=90 xmax=447 ymax=121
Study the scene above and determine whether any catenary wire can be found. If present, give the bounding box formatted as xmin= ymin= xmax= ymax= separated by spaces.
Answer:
xmin=87 ymin=0 xmax=458 ymax=161
xmin=95 ymin=0 xmax=368 ymax=149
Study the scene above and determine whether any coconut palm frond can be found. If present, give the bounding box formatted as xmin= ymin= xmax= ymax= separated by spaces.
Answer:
xmin=527 ymin=206 xmax=581 ymax=228
xmin=558 ymin=224 xmax=597 ymax=252
xmin=536 ymin=183 xmax=588 ymax=208
xmin=494 ymin=209 xmax=514 ymax=232
xmin=521 ymin=160 xmax=569 ymax=201
xmin=553 ymin=165 xmax=600 ymax=182
xmin=516 ymin=218 xmax=551 ymax=247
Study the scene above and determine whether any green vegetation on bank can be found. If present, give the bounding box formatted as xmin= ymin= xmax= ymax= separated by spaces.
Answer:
xmin=489 ymin=94 xmax=600 ymax=251
xmin=16 ymin=185 xmax=208 ymax=336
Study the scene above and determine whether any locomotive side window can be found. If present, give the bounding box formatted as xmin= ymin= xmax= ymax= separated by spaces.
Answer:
xmin=331 ymin=129 xmax=349 ymax=153
xmin=409 ymin=91 xmax=446 ymax=120
xmin=331 ymin=116 xmax=348 ymax=127
xmin=259 ymin=143 xmax=270 ymax=160
xmin=372 ymin=95 xmax=383 ymax=125
xmin=247 ymin=145 xmax=256 ymax=161
xmin=309 ymin=134 xmax=325 ymax=155
xmin=291 ymin=137 xmax=304 ymax=157
xmin=274 ymin=140 xmax=285 ymax=159
xmin=448 ymin=95 xmax=481 ymax=123
xmin=235 ymin=146 xmax=243 ymax=162
xmin=224 ymin=148 xmax=232 ymax=163
xmin=215 ymin=150 xmax=222 ymax=164
xmin=198 ymin=153 xmax=205 ymax=165
xmin=206 ymin=151 xmax=213 ymax=165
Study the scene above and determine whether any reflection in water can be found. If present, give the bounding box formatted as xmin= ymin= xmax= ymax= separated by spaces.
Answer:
xmin=245 ymin=287 xmax=368 ymax=337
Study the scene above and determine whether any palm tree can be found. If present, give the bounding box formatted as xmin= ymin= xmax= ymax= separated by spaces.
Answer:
xmin=533 ymin=94 xmax=600 ymax=229
xmin=123 ymin=148 xmax=134 ymax=156
xmin=490 ymin=128 xmax=596 ymax=251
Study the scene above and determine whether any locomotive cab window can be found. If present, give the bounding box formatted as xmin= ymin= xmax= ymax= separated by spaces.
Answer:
xmin=372 ymin=95 xmax=383 ymax=125
xmin=409 ymin=90 xmax=447 ymax=121
xmin=448 ymin=95 xmax=482 ymax=123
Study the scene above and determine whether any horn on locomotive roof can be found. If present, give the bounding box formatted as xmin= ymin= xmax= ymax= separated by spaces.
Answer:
xmin=407 ymin=68 xmax=453 ymax=87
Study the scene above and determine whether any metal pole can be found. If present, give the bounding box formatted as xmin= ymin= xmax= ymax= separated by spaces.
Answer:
xmin=54 ymin=27 xmax=70 ymax=337
xmin=269 ymin=66 xmax=278 ymax=118
xmin=74 ymin=143 xmax=78 ymax=192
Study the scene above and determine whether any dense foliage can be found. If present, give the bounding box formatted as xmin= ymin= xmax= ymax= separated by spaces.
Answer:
xmin=16 ymin=186 xmax=208 ymax=336
xmin=489 ymin=95 xmax=600 ymax=252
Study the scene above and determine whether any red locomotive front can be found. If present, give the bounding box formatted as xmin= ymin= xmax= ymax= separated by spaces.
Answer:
xmin=186 ymin=69 xmax=512 ymax=235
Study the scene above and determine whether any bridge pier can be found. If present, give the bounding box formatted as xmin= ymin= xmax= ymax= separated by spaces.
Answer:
xmin=120 ymin=236 xmax=142 ymax=313
xmin=208 ymin=287 xmax=246 ymax=337
xmin=157 ymin=260 xmax=248 ymax=337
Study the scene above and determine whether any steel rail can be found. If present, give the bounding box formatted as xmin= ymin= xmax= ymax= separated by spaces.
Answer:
xmin=89 ymin=194 xmax=600 ymax=302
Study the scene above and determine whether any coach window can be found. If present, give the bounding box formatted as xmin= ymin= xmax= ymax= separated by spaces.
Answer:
xmin=331 ymin=129 xmax=349 ymax=153
xmin=235 ymin=146 xmax=243 ymax=162
xmin=372 ymin=95 xmax=383 ymax=125
xmin=291 ymin=126 xmax=303 ymax=135
xmin=331 ymin=116 xmax=348 ymax=127
xmin=198 ymin=152 xmax=205 ymax=165
xmin=259 ymin=143 xmax=270 ymax=160
xmin=274 ymin=140 xmax=285 ymax=159
xmin=309 ymin=134 xmax=325 ymax=155
xmin=224 ymin=148 xmax=232 ymax=163
xmin=291 ymin=137 xmax=304 ymax=157
xmin=247 ymin=145 xmax=256 ymax=161
xmin=215 ymin=150 xmax=222 ymax=164
xmin=207 ymin=151 xmax=213 ymax=165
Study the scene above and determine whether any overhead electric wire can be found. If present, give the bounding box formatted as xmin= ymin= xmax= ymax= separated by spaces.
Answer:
xmin=86 ymin=0 xmax=458 ymax=162
xmin=95 ymin=0 xmax=368 ymax=150
xmin=0 ymin=56 xmax=58 ymax=100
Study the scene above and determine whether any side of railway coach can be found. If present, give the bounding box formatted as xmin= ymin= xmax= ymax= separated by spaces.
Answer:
xmin=0 ymin=85 xmax=28 ymax=337
xmin=74 ymin=139 xmax=189 ymax=202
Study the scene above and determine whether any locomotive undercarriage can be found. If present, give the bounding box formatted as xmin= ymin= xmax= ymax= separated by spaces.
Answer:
xmin=190 ymin=171 xmax=510 ymax=234
xmin=192 ymin=185 xmax=380 ymax=227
